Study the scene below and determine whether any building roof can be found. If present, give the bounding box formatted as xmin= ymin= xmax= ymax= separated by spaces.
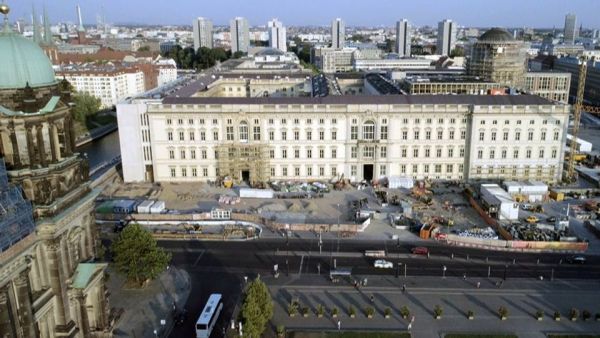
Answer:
xmin=71 ymin=263 xmax=106 ymax=289
xmin=478 ymin=28 xmax=515 ymax=42
xmin=254 ymin=47 xmax=285 ymax=56
xmin=0 ymin=28 xmax=56 ymax=89
xmin=162 ymin=94 xmax=556 ymax=106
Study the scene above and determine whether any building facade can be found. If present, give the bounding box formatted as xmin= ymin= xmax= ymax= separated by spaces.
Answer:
xmin=331 ymin=18 xmax=345 ymax=49
xmin=267 ymin=19 xmax=286 ymax=52
xmin=524 ymin=72 xmax=571 ymax=104
xmin=353 ymin=58 xmax=432 ymax=72
xmin=193 ymin=17 xmax=213 ymax=51
xmin=118 ymin=94 xmax=568 ymax=185
xmin=56 ymin=68 xmax=146 ymax=108
xmin=554 ymin=56 xmax=600 ymax=105
xmin=395 ymin=19 xmax=411 ymax=57
xmin=437 ymin=19 xmax=456 ymax=56
xmin=399 ymin=76 xmax=500 ymax=95
xmin=230 ymin=17 xmax=249 ymax=53
xmin=0 ymin=5 xmax=110 ymax=337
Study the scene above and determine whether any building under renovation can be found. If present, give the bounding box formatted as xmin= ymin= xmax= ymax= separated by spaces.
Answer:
xmin=467 ymin=28 xmax=528 ymax=89
xmin=118 ymin=70 xmax=569 ymax=185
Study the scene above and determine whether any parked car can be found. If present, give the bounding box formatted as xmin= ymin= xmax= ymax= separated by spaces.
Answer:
xmin=547 ymin=216 xmax=557 ymax=223
xmin=374 ymin=259 xmax=394 ymax=269
xmin=411 ymin=246 xmax=429 ymax=255
xmin=521 ymin=204 xmax=533 ymax=211
xmin=566 ymin=256 xmax=586 ymax=264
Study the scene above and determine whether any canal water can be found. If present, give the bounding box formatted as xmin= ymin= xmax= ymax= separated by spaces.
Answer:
xmin=76 ymin=130 xmax=121 ymax=169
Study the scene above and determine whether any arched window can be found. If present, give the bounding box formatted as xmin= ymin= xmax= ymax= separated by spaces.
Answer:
xmin=239 ymin=121 xmax=248 ymax=142
xmin=362 ymin=120 xmax=375 ymax=140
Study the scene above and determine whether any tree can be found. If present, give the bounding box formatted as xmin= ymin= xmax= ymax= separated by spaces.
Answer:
xmin=450 ymin=47 xmax=465 ymax=58
xmin=232 ymin=51 xmax=246 ymax=59
xmin=72 ymin=91 xmax=101 ymax=123
xmin=137 ymin=46 xmax=151 ymax=52
xmin=350 ymin=34 xmax=369 ymax=42
xmin=111 ymin=223 xmax=171 ymax=286
xmin=241 ymin=277 xmax=273 ymax=337
xmin=383 ymin=39 xmax=395 ymax=53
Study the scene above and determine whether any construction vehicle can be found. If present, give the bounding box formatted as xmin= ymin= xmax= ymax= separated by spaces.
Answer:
xmin=565 ymin=152 xmax=587 ymax=163
xmin=526 ymin=215 xmax=539 ymax=224
xmin=549 ymin=190 xmax=564 ymax=201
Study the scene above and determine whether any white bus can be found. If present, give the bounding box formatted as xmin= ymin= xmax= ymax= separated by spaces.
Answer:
xmin=196 ymin=293 xmax=223 ymax=338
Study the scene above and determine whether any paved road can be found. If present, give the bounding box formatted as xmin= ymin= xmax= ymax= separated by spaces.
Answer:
xmin=161 ymin=238 xmax=600 ymax=337
xmin=162 ymin=238 xmax=600 ymax=280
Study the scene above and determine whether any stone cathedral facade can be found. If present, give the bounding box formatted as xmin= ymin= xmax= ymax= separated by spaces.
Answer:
xmin=0 ymin=4 xmax=111 ymax=337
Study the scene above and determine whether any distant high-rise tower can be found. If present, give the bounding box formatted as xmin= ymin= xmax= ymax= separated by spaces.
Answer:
xmin=564 ymin=13 xmax=577 ymax=44
xmin=437 ymin=19 xmax=457 ymax=56
xmin=230 ymin=17 xmax=249 ymax=53
xmin=395 ymin=19 xmax=411 ymax=57
xmin=331 ymin=18 xmax=345 ymax=49
xmin=268 ymin=18 xmax=287 ymax=52
xmin=193 ymin=17 xmax=213 ymax=51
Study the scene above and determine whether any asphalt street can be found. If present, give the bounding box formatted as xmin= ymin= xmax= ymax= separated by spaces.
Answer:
xmin=163 ymin=238 xmax=600 ymax=280
xmin=160 ymin=238 xmax=600 ymax=337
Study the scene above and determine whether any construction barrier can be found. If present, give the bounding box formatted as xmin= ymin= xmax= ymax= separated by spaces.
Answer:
xmin=466 ymin=194 xmax=513 ymax=240
xmin=443 ymin=234 xmax=588 ymax=253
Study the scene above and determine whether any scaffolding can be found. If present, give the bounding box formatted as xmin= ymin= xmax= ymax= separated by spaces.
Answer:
xmin=215 ymin=144 xmax=270 ymax=184
xmin=0 ymin=159 xmax=35 ymax=253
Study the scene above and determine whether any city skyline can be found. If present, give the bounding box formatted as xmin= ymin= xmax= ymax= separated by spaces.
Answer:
xmin=8 ymin=0 xmax=600 ymax=28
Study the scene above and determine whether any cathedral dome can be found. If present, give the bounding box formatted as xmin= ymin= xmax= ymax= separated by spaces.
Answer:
xmin=478 ymin=28 xmax=515 ymax=42
xmin=0 ymin=27 xmax=57 ymax=89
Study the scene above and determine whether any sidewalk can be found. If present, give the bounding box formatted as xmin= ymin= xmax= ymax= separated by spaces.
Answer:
xmin=266 ymin=274 xmax=600 ymax=338
xmin=108 ymin=266 xmax=191 ymax=338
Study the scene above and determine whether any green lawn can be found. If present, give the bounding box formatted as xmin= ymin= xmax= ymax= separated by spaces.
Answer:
xmin=547 ymin=335 xmax=600 ymax=338
xmin=445 ymin=335 xmax=518 ymax=338
xmin=289 ymin=332 xmax=411 ymax=338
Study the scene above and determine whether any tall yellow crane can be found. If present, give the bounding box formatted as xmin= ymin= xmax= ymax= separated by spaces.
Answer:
xmin=567 ymin=57 xmax=588 ymax=182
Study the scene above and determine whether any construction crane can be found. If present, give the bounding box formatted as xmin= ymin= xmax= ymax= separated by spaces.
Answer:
xmin=566 ymin=57 xmax=588 ymax=182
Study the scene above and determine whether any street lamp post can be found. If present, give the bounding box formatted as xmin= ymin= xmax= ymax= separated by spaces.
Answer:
xmin=503 ymin=264 xmax=507 ymax=281
xmin=319 ymin=230 xmax=322 ymax=254
xmin=336 ymin=203 xmax=341 ymax=253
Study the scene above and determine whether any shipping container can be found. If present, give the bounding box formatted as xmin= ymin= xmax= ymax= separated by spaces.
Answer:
xmin=149 ymin=200 xmax=166 ymax=214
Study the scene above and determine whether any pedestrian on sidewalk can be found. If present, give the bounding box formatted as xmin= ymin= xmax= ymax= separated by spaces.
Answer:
xmin=411 ymin=315 xmax=415 ymax=323
xmin=337 ymin=320 xmax=341 ymax=331
xmin=370 ymin=294 xmax=374 ymax=304
xmin=402 ymin=284 xmax=406 ymax=293
xmin=463 ymin=273 xmax=467 ymax=280
xmin=407 ymin=322 xmax=412 ymax=330
xmin=476 ymin=281 xmax=481 ymax=289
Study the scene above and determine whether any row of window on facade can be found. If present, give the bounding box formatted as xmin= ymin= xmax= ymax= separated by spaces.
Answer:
xmin=166 ymin=144 xmax=557 ymax=162
xmin=164 ymin=125 xmax=561 ymax=144
xmin=478 ymin=130 xmax=561 ymax=142
xmin=476 ymin=148 xmax=559 ymax=160
xmin=163 ymin=116 xmax=560 ymax=128
xmin=167 ymin=163 xmax=558 ymax=180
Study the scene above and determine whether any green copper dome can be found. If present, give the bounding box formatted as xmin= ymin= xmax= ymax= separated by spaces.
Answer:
xmin=0 ymin=30 xmax=56 ymax=89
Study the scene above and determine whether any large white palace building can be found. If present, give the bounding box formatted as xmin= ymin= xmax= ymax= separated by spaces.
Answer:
xmin=118 ymin=73 xmax=569 ymax=185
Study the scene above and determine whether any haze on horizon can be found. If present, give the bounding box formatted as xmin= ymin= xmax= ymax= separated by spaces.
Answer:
xmin=8 ymin=0 xmax=600 ymax=28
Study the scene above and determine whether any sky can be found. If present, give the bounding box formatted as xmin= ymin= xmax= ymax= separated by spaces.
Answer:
xmin=7 ymin=0 xmax=600 ymax=28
